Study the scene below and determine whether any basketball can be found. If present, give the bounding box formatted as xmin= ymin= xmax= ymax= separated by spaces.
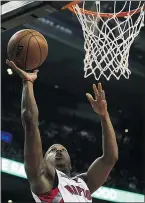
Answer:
xmin=7 ymin=29 xmax=48 ymax=70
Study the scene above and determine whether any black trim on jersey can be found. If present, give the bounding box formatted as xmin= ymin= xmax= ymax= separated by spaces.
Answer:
xmin=52 ymin=169 xmax=59 ymax=189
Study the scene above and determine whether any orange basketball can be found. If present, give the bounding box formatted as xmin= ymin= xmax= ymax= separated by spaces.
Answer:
xmin=7 ymin=29 xmax=48 ymax=70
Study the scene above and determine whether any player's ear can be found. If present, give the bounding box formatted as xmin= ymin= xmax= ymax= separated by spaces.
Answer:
xmin=70 ymin=164 xmax=72 ymax=170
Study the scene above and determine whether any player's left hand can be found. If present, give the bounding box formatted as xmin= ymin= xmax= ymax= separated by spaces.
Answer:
xmin=86 ymin=83 xmax=108 ymax=117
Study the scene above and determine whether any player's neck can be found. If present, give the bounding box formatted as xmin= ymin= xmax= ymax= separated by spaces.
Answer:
xmin=56 ymin=166 xmax=71 ymax=177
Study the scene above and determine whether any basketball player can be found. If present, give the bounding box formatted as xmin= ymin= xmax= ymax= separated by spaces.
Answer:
xmin=6 ymin=59 xmax=118 ymax=203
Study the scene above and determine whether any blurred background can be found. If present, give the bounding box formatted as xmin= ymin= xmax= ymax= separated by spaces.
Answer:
xmin=1 ymin=1 xmax=145 ymax=203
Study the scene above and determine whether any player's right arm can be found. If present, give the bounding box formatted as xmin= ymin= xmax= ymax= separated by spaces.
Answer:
xmin=22 ymin=81 xmax=55 ymax=193
xmin=6 ymin=60 xmax=55 ymax=194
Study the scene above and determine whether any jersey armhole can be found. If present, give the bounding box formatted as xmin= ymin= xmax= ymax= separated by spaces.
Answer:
xmin=77 ymin=173 xmax=88 ymax=183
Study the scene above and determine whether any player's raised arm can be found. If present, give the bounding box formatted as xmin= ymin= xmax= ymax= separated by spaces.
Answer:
xmin=6 ymin=60 xmax=55 ymax=194
xmin=21 ymin=78 xmax=43 ymax=178
xmin=85 ymin=83 xmax=118 ymax=193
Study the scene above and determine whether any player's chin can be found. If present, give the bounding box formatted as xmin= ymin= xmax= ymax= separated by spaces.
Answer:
xmin=55 ymin=157 xmax=66 ymax=165
xmin=55 ymin=157 xmax=64 ymax=163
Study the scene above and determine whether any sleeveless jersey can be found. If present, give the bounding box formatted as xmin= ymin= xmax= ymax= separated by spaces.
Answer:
xmin=32 ymin=169 xmax=92 ymax=203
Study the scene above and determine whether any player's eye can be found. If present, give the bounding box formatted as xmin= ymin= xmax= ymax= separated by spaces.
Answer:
xmin=50 ymin=148 xmax=56 ymax=152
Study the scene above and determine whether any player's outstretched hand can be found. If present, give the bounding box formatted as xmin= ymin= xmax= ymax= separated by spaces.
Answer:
xmin=86 ymin=83 xmax=108 ymax=117
xmin=6 ymin=59 xmax=38 ymax=83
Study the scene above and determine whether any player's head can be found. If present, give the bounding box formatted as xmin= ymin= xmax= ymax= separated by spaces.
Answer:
xmin=44 ymin=144 xmax=71 ymax=173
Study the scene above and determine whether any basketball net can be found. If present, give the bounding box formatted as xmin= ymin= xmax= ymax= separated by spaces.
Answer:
xmin=69 ymin=1 xmax=145 ymax=80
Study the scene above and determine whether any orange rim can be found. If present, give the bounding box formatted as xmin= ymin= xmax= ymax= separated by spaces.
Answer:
xmin=62 ymin=1 xmax=145 ymax=18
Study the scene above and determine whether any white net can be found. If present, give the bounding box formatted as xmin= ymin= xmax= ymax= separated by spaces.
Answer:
xmin=72 ymin=1 xmax=145 ymax=80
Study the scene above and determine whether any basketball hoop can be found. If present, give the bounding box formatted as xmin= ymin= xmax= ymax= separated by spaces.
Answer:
xmin=63 ymin=1 xmax=145 ymax=80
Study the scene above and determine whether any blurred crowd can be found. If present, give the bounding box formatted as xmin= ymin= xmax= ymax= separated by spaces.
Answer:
xmin=1 ymin=114 xmax=144 ymax=194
